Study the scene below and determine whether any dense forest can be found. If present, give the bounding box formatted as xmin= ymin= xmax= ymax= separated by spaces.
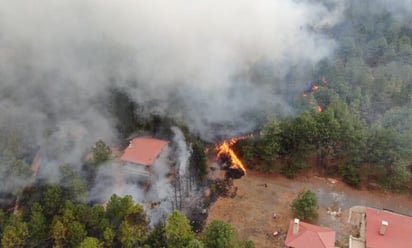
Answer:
xmin=0 ymin=192 xmax=253 ymax=247
xmin=1 ymin=0 xmax=412 ymax=247
xmin=0 ymin=133 xmax=250 ymax=247
xmin=234 ymin=1 xmax=412 ymax=191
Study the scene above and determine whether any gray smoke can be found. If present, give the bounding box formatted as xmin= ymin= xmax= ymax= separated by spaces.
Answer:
xmin=172 ymin=127 xmax=191 ymax=178
xmin=373 ymin=0 xmax=412 ymax=21
xmin=0 ymin=1 xmax=344 ymax=193
xmin=0 ymin=0 xmax=342 ymax=139
xmin=90 ymin=127 xmax=193 ymax=225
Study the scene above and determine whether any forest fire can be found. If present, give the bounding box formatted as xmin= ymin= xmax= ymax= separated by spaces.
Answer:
xmin=216 ymin=136 xmax=251 ymax=178
xmin=303 ymin=83 xmax=323 ymax=112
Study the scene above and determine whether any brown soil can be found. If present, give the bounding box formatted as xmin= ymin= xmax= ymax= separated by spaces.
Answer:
xmin=206 ymin=170 xmax=412 ymax=248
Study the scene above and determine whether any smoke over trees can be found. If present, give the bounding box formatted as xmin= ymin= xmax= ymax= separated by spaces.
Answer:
xmin=0 ymin=0 xmax=341 ymax=197
xmin=233 ymin=0 xmax=412 ymax=190
xmin=0 ymin=0 xmax=412 ymax=246
xmin=0 ymin=0 xmax=344 ymax=214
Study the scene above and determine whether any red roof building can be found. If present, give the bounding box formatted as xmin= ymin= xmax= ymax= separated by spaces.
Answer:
xmin=365 ymin=208 xmax=412 ymax=248
xmin=120 ymin=137 xmax=169 ymax=166
xmin=285 ymin=219 xmax=336 ymax=248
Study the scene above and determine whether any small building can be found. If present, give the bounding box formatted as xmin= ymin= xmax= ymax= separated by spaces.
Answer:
xmin=285 ymin=218 xmax=336 ymax=248
xmin=364 ymin=208 xmax=412 ymax=248
xmin=120 ymin=137 xmax=169 ymax=181
xmin=348 ymin=206 xmax=412 ymax=248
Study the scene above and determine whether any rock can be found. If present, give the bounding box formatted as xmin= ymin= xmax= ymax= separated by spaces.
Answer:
xmin=327 ymin=178 xmax=337 ymax=184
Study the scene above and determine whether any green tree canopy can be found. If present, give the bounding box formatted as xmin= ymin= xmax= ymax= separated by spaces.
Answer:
xmin=105 ymin=194 xmax=133 ymax=228
xmin=102 ymin=227 xmax=115 ymax=248
xmin=105 ymin=195 xmax=148 ymax=247
xmin=187 ymin=239 xmax=206 ymax=248
xmin=60 ymin=166 xmax=88 ymax=203
xmin=67 ymin=221 xmax=88 ymax=247
xmin=165 ymin=210 xmax=195 ymax=248
xmin=255 ymin=117 xmax=282 ymax=172
xmin=27 ymin=203 xmax=48 ymax=247
xmin=189 ymin=140 xmax=208 ymax=183
xmin=202 ymin=220 xmax=237 ymax=248
xmin=50 ymin=219 xmax=67 ymax=248
xmin=119 ymin=220 xmax=147 ymax=248
xmin=1 ymin=216 xmax=29 ymax=248
xmin=90 ymin=140 xmax=112 ymax=165
xmin=291 ymin=189 xmax=319 ymax=222
xmin=240 ymin=240 xmax=256 ymax=248
xmin=42 ymin=185 xmax=64 ymax=219
xmin=144 ymin=225 xmax=167 ymax=248
xmin=77 ymin=237 xmax=101 ymax=248
xmin=88 ymin=205 xmax=109 ymax=237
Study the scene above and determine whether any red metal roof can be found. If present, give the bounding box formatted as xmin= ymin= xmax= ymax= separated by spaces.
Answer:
xmin=120 ymin=137 xmax=169 ymax=166
xmin=366 ymin=208 xmax=412 ymax=248
xmin=285 ymin=219 xmax=336 ymax=248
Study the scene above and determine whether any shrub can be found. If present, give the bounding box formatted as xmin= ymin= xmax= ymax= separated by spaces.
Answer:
xmin=340 ymin=164 xmax=361 ymax=188
xmin=291 ymin=189 xmax=319 ymax=221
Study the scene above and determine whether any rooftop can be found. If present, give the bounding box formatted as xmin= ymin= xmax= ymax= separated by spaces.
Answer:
xmin=285 ymin=219 xmax=336 ymax=248
xmin=366 ymin=208 xmax=412 ymax=248
xmin=120 ymin=137 xmax=169 ymax=166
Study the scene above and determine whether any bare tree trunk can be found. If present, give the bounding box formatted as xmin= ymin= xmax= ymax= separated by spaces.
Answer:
xmin=185 ymin=175 xmax=190 ymax=197
xmin=174 ymin=179 xmax=178 ymax=210
xmin=178 ymin=175 xmax=182 ymax=209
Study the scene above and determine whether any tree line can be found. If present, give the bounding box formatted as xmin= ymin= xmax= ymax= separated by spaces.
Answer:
xmin=235 ymin=96 xmax=411 ymax=191
xmin=234 ymin=1 xmax=412 ymax=191
xmin=0 ymin=191 xmax=254 ymax=248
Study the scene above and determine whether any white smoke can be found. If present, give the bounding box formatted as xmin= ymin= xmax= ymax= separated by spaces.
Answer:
xmin=0 ymin=0 xmax=345 ymax=193
xmin=89 ymin=161 xmax=145 ymax=204
xmin=172 ymin=127 xmax=191 ymax=178
xmin=375 ymin=0 xmax=412 ymax=21
xmin=89 ymin=127 xmax=194 ymax=225
xmin=0 ymin=0 xmax=343 ymax=140
xmin=3 ymin=0 xmax=409 ymax=222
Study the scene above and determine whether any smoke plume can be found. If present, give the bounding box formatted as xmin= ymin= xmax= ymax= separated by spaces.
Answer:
xmin=0 ymin=1 xmax=345 ymax=192
xmin=89 ymin=127 xmax=192 ymax=225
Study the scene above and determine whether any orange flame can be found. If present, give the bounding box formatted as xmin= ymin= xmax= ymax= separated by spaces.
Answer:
xmin=302 ymin=84 xmax=323 ymax=113
xmin=216 ymin=136 xmax=250 ymax=175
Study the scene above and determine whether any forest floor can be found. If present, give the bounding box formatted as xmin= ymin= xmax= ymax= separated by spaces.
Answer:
xmin=206 ymin=169 xmax=412 ymax=248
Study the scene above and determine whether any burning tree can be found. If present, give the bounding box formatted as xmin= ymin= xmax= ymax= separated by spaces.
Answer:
xmin=302 ymin=82 xmax=324 ymax=113
xmin=216 ymin=137 xmax=249 ymax=179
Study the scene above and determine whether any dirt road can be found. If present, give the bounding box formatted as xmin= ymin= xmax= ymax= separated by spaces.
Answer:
xmin=206 ymin=171 xmax=412 ymax=248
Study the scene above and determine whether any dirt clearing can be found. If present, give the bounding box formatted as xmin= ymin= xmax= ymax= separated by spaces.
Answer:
xmin=206 ymin=171 xmax=412 ymax=248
